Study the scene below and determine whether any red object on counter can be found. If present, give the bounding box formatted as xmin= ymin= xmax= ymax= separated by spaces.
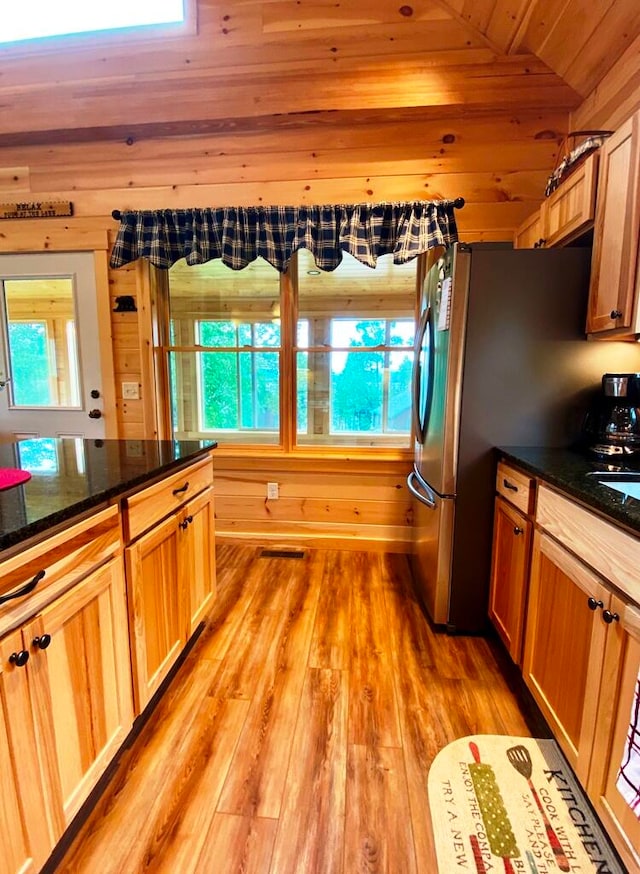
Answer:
xmin=0 ymin=468 xmax=31 ymax=490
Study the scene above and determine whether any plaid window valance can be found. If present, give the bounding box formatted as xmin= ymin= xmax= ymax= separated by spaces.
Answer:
xmin=109 ymin=199 xmax=461 ymax=272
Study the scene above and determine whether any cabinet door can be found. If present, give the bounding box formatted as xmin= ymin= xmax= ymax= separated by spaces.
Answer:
xmin=125 ymin=513 xmax=185 ymax=712
xmin=523 ymin=532 xmax=609 ymax=783
xmin=489 ymin=496 xmax=531 ymax=665
xmin=24 ymin=557 xmax=134 ymax=826
xmin=180 ymin=487 xmax=216 ymax=636
xmin=588 ymin=597 xmax=640 ymax=871
xmin=587 ymin=113 xmax=640 ymax=332
xmin=0 ymin=628 xmax=54 ymax=874
xmin=544 ymin=152 xmax=598 ymax=247
xmin=513 ymin=209 xmax=544 ymax=249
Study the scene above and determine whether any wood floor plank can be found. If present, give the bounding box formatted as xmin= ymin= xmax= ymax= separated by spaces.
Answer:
xmin=308 ymin=550 xmax=352 ymax=670
xmin=194 ymin=813 xmax=278 ymax=874
xmin=216 ymin=553 xmax=323 ymax=818
xmin=344 ymin=744 xmax=417 ymax=874
xmin=145 ymin=698 xmax=250 ymax=874
xmin=269 ymin=668 xmax=347 ymax=874
xmin=349 ymin=553 xmax=402 ymax=747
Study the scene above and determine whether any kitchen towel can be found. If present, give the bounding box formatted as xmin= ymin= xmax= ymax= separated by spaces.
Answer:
xmin=428 ymin=734 xmax=625 ymax=873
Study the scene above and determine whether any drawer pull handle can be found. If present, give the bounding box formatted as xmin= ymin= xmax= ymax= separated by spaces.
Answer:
xmin=503 ymin=479 xmax=518 ymax=492
xmin=513 ymin=526 xmax=523 ymax=535
xmin=603 ymin=609 xmax=620 ymax=624
xmin=172 ymin=482 xmax=189 ymax=496
xmin=9 ymin=650 xmax=29 ymax=667
xmin=32 ymin=634 xmax=51 ymax=650
xmin=587 ymin=597 xmax=604 ymax=611
xmin=0 ymin=569 xmax=46 ymax=606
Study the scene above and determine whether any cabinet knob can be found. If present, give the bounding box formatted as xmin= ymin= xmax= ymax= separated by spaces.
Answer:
xmin=587 ymin=597 xmax=604 ymax=611
xmin=32 ymin=634 xmax=51 ymax=650
xmin=602 ymin=609 xmax=620 ymax=624
xmin=179 ymin=514 xmax=193 ymax=531
xmin=610 ymin=309 xmax=623 ymax=320
xmin=9 ymin=650 xmax=29 ymax=667
xmin=513 ymin=526 xmax=524 ymax=535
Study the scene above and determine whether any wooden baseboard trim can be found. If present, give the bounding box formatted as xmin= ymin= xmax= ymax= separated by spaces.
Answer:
xmin=215 ymin=531 xmax=411 ymax=553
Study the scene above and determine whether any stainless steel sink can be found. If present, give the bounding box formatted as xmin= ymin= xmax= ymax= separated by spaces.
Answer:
xmin=586 ymin=470 xmax=640 ymax=499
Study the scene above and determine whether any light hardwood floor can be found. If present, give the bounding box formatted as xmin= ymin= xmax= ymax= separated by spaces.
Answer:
xmin=49 ymin=544 xmax=545 ymax=873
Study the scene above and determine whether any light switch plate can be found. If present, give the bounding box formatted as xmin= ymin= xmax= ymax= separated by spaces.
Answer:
xmin=122 ymin=381 xmax=140 ymax=400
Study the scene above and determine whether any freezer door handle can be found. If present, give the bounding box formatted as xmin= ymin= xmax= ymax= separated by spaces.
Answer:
xmin=407 ymin=469 xmax=437 ymax=508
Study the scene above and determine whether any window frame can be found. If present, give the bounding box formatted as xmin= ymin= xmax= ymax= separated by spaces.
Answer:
xmin=150 ymin=252 xmax=423 ymax=459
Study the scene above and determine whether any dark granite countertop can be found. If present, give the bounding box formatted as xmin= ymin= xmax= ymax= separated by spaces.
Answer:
xmin=498 ymin=445 xmax=640 ymax=536
xmin=0 ymin=438 xmax=217 ymax=553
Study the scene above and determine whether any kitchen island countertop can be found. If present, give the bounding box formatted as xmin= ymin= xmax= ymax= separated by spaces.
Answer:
xmin=498 ymin=445 xmax=640 ymax=536
xmin=0 ymin=437 xmax=216 ymax=553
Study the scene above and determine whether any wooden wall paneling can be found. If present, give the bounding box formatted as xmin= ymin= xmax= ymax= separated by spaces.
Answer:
xmin=136 ymin=259 xmax=160 ymax=440
xmin=94 ymin=250 xmax=118 ymax=438
xmin=570 ymin=33 xmax=640 ymax=130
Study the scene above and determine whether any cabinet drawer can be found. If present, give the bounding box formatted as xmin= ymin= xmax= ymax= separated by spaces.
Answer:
xmin=0 ymin=505 xmax=121 ymax=636
xmin=123 ymin=456 xmax=213 ymax=543
xmin=536 ymin=484 xmax=640 ymax=603
xmin=496 ymin=461 xmax=534 ymax=515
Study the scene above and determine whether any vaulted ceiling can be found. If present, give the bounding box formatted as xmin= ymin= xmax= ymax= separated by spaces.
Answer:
xmin=1 ymin=0 xmax=639 ymax=147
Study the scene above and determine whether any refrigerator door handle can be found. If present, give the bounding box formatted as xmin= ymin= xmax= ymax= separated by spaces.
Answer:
xmin=407 ymin=469 xmax=437 ymax=508
xmin=412 ymin=304 xmax=433 ymax=444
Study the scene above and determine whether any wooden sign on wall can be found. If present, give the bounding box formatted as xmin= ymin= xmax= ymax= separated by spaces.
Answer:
xmin=0 ymin=201 xmax=73 ymax=220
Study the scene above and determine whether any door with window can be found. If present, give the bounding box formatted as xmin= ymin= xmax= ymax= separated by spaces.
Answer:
xmin=0 ymin=253 xmax=104 ymax=439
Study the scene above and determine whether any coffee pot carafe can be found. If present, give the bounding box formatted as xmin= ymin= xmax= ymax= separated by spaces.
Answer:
xmin=583 ymin=373 xmax=640 ymax=456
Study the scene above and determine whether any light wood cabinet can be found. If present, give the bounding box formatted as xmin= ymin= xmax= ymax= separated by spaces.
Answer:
xmin=0 ymin=555 xmax=133 ymax=873
xmin=523 ymin=531 xmax=610 ymax=784
xmin=1 ymin=628 xmax=53 ymax=874
xmin=587 ymin=112 xmax=640 ymax=334
xmin=489 ymin=461 xmax=535 ymax=665
xmin=124 ymin=456 xmax=215 ymax=712
xmin=544 ymin=152 xmax=599 ymax=247
xmin=513 ymin=152 xmax=599 ymax=250
xmin=587 ymin=597 xmax=640 ymax=872
xmin=489 ymin=497 xmax=532 ymax=665
xmin=513 ymin=208 xmax=545 ymax=249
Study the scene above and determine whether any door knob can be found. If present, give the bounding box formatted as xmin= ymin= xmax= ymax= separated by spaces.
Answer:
xmin=88 ymin=409 xmax=102 ymax=419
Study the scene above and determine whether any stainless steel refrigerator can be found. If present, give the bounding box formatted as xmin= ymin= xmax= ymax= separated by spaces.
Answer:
xmin=406 ymin=242 xmax=640 ymax=633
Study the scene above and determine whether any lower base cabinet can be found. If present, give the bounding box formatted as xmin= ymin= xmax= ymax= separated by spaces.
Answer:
xmin=522 ymin=531 xmax=611 ymax=784
xmin=125 ymin=484 xmax=216 ymax=712
xmin=588 ymin=596 xmax=640 ymax=871
xmin=1 ymin=555 xmax=134 ymax=874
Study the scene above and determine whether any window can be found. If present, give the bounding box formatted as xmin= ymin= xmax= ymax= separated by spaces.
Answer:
xmin=1 ymin=0 xmax=186 ymax=45
xmin=2 ymin=277 xmax=81 ymax=408
xmin=160 ymin=250 xmax=418 ymax=451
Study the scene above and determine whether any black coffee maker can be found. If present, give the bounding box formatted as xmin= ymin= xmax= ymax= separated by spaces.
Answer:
xmin=583 ymin=373 xmax=640 ymax=457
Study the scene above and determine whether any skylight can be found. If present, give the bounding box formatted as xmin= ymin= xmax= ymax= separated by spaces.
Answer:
xmin=0 ymin=0 xmax=186 ymax=45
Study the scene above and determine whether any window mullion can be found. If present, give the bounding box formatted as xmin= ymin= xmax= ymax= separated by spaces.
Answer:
xmin=281 ymin=256 xmax=297 ymax=452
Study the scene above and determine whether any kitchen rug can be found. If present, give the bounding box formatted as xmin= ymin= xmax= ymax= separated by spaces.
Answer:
xmin=427 ymin=735 xmax=625 ymax=873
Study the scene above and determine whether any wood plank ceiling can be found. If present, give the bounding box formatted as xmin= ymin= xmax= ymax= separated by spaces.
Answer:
xmin=0 ymin=0 xmax=638 ymax=237
xmin=2 ymin=0 xmax=638 ymax=146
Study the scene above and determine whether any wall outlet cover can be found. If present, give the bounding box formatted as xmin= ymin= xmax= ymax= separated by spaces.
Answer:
xmin=267 ymin=482 xmax=279 ymax=499
xmin=122 ymin=381 xmax=140 ymax=400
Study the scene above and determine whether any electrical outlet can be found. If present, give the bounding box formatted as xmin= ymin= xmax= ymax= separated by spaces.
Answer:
xmin=267 ymin=482 xmax=279 ymax=500
xmin=122 ymin=381 xmax=140 ymax=400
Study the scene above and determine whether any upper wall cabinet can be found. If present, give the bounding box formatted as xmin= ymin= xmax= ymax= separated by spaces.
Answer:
xmin=513 ymin=152 xmax=599 ymax=250
xmin=586 ymin=113 xmax=640 ymax=335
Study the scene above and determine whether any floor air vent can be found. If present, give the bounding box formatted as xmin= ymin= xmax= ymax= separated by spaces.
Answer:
xmin=259 ymin=548 xmax=306 ymax=559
